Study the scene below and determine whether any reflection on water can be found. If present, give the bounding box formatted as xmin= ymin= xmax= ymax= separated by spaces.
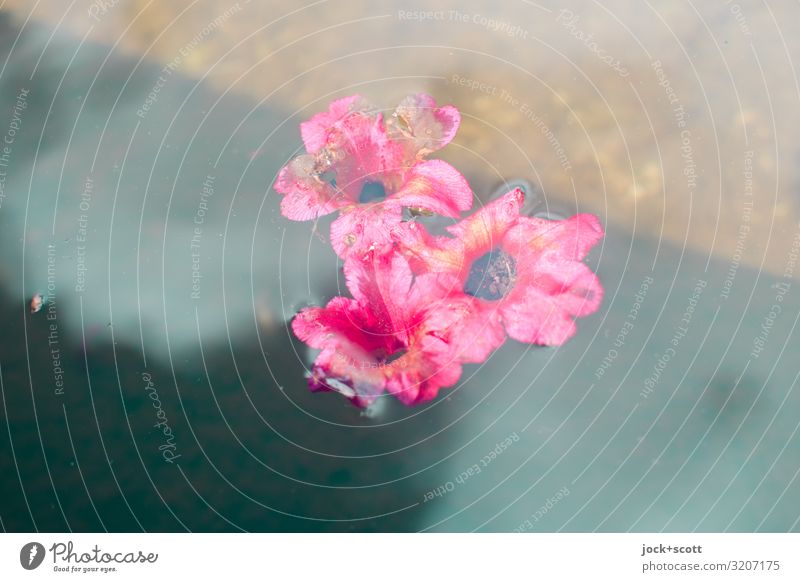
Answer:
xmin=9 ymin=0 xmax=794 ymax=271
xmin=0 ymin=0 xmax=798 ymax=531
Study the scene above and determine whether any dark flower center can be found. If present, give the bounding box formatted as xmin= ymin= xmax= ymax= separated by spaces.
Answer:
xmin=320 ymin=170 xmax=337 ymax=188
xmin=358 ymin=180 xmax=387 ymax=203
xmin=383 ymin=349 xmax=406 ymax=366
xmin=464 ymin=249 xmax=517 ymax=301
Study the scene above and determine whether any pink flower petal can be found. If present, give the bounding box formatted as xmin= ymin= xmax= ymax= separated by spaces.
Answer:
xmin=424 ymin=296 xmax=507 ymax=363
xmin=329 ymin=205 xmax=403 ymax=257
xmin=500 ymin=260 xmax=603 ymax=346
xmin=293 ymin=297 xmax=399 ymax=407
xmin=503 ymin=213 xmax=604 ymax=262
xmin=385 ymin=159 xmax=473 ymax=217
xmin=327 ymin=114 xmax=403 ymax=191
xmin=445 ymin=188 xmax=525 ymax=260
xmin=274 ymin=156 xmax=348 ymax=221
xmin=384 ymin=334 xmax=463 ymax=405
xmin=389 ymin=220 xmax=463 ymax=274
xmin=292 ymin=297 xmax=387 ymax=353
xmin=343 ymin=249 xmax=415 ymax=339
xmin=299 ymin=94 xmax=370 ymax=154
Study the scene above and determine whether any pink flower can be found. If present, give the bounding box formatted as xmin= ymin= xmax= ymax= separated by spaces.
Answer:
xmin=275 ymin=94 xmax=472 ymax=257
xmin=291 ymin=251 xmax=464 ymax=406
xmin=281 ymin=95 xmax=604 ymax=408
xmin=392 ymin=189 xmax=605 ymax=360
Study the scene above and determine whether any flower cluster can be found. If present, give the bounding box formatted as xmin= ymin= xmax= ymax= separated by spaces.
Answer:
xmin=277 ymin=94 xmax=604 ymax=407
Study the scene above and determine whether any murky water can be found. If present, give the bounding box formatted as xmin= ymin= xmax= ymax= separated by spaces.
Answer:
xmin=0 ymin=1 xmax=798 ymax=531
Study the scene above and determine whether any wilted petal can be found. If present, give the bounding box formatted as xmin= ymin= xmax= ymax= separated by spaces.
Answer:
xmin=389 ymin=93 xmax=461 ymax=156
xmin=300 ymin=94 xmax=371 ymax=154
xmin=274 ymin=155 xmax=348 ymax=221
xmin=306 ymin=352 xmax=388 ymax=408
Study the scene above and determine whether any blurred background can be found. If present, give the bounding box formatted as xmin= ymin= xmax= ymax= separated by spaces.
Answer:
xmin=0 ymin=0 xmax=798 ymax=532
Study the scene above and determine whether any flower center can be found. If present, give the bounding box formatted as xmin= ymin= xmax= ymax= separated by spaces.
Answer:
xmin=383 ymin=349 xmax=406 ymax=366
xmin=358 ymin=180 xmax=387 ymax=203
xmin=319 ymin=170 xmax=337 ymax=188
xmin=464 ymin=249 xmax=517 ymax=301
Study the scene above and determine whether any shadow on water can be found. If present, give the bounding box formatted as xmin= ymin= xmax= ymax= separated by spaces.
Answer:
xmin=0 ymin=13 xmax=453 ymax=532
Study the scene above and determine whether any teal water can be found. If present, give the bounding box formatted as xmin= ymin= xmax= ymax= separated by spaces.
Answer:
xmin=0 ymin=3 xmax=798 ymax=532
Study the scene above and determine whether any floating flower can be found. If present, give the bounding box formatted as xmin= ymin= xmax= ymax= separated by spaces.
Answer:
xmin=292 ymin=251 xmax=464 ymax=406
xmin=280 ymin=94 xmax=604 ymax=407
xmin=392 ymin=189 xmax=605 ymax=359
xmin=275 ymin=94 xmax=472 ymax=257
